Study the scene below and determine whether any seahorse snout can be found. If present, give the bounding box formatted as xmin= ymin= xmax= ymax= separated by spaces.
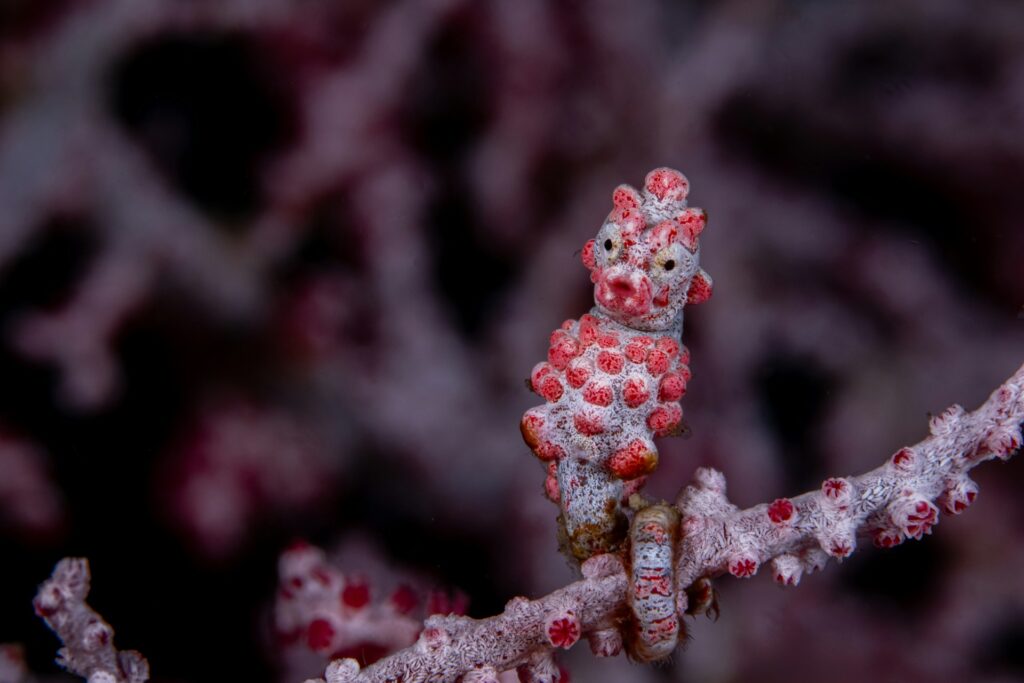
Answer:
xmin=596 ymin=269 xmax=652 ymax=317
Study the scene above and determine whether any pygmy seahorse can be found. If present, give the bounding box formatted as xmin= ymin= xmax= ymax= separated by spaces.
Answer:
xmin=521 ymin=167 xmax=712 ymax=563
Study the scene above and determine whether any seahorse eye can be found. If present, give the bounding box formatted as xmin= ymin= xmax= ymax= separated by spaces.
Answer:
xmin=604 ymin=239 xmax=614 ymax=251
xmin=664 ymin=260 xmax=675 ymax=272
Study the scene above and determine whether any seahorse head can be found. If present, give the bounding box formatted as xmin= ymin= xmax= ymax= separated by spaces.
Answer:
xmin=581 ymin=168 xmax=712 ymax=331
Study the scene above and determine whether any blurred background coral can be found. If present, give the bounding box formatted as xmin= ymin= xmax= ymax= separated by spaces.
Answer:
xmin=1 ymin=1 xmax=1022 ymax=682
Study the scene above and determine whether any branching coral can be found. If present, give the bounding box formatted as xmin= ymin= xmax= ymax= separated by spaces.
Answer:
xmin=35 ymin=360 xmax=1023 ymax=683
xmin=33 ymin=559 xmax=148 ymax=683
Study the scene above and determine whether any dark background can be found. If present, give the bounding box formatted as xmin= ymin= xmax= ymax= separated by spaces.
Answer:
xmin=1 ymin=2 xmax=1023 ymax=683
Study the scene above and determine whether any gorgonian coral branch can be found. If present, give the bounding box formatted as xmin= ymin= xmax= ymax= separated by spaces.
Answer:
xmin=305 ymin=362 xmax=1022 ymax=683
xmin=315 ymin=554 xmax=628 ymax=683
xmin=33 ymin=559 xmax=148 ymax=683
xmin=672 ymin=361 xmax=1024 ymax=606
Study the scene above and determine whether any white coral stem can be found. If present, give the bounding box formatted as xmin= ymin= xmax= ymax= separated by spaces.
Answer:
xmin=336 ymin=555 xmax=627 ymax=683
xmin=34 ymin=559 xmax=149 ymax=683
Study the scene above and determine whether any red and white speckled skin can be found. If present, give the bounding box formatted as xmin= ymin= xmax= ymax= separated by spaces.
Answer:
xmin=626 ymin=504 xmax=680 ymax=662
xmin=520 ymin=168 xmax=712 ymax=562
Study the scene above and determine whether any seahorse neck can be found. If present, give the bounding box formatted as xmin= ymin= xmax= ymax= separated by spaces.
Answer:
xmin=588 ymin=308 xmax=684 ymax=339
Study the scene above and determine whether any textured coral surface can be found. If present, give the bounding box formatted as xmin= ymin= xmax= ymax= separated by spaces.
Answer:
xmin=2 ymin=1 xmax=1024 ymax=683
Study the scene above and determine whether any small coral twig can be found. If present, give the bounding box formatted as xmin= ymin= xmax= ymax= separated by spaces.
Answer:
xmin=33 ymin=559 xmax=148 ymax=683
xmin=307 ymin=362 xmax=1022 ymax=683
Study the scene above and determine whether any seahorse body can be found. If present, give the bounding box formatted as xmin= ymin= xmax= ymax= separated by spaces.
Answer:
xmin=521 ymin=168 xmax=712 ymax=562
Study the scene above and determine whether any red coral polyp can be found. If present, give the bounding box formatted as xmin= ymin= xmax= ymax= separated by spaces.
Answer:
xmin=341 ymin=580 xmax=370 ymax=609
xmin=767 ymin=498 xmax=795 ymax=524
xmin=546 ymin=616 xmax=581 ymax=649
xmin=729 ymin=557 xmax=758 ymax=578
xmin=307 ymin=618 xmax=336 ymax=652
